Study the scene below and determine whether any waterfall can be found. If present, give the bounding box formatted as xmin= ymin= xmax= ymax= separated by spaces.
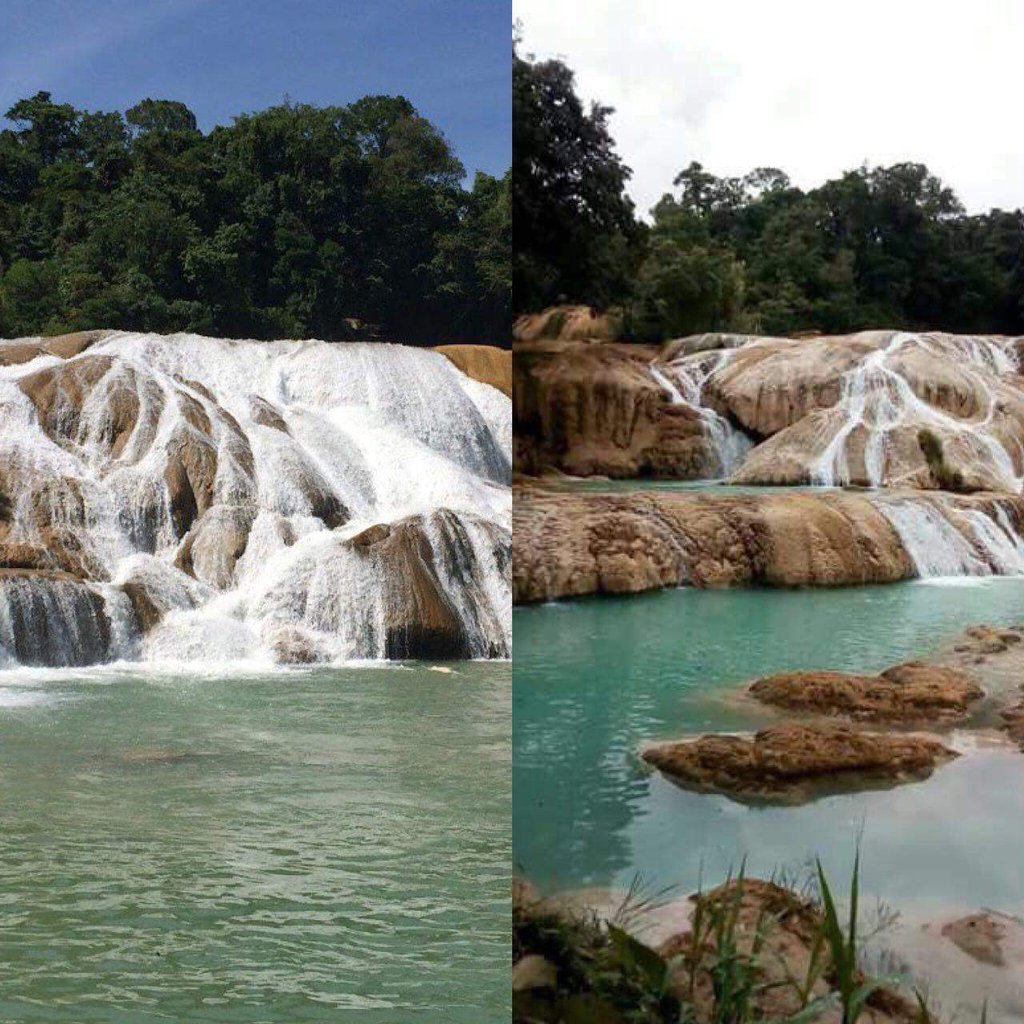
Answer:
xmin=0 ymin=332 xmax=511 ymax=667
xmin=877 ymin=494 xmax=1024 ymax=579
xmin=650 ymin=351 xmax=753 ymax=477
xmin=810 ymin=332 xmax=1024 ymax=490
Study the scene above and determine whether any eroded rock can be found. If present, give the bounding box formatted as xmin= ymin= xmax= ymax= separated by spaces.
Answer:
xmin=749 ymin=662 xmax=984 ymax=724
xmin=641 ymin=723 xmax=957 ymax=803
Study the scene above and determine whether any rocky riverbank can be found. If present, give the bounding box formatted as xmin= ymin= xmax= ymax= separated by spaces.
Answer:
xmin=514 ymin=318 xmax=1024 ymax=490
xmin=512 ymin=483 xmax=1024 ymax=603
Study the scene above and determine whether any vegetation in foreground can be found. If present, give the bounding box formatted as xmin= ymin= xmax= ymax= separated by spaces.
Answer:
xmin=0 ymin=93 xmax=510 ymax=345
xmin=512 ymin=855 xmax=969 ymax=1024
xmin=513 ymin=36 xmax=1024 ymax=341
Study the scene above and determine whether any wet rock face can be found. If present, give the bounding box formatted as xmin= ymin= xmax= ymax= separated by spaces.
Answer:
xmin=512 ymin=485 xmax=922 ymax=603
xmin=513 ymin=339 xmax=714 ymax=478
xmin=748 ymin=661 xmax=984 ymax=724
xmin=642 ymin=723 xmax=957 ymax=804
xmin=704 ymin=330 xmax=1024 ymax=490
xmin=515 ymin=327 xmax=1024 ymax=491
xmin=0 ymin=331 xmax=511 ymax=666
xmin=0 ymin=571 xmax=111 ymax=666
xmin=513 ymin=484 xmax=1024 ymax=603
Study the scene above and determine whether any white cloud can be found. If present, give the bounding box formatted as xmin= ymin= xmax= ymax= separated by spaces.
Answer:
xmin=515 ymin=0 xmax=1024 ymax=217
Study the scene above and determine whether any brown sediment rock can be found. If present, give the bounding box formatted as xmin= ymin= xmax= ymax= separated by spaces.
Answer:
xmin=269 ymin=626 xmax=325 ymax=665
xmin=435 ymin=344 xmax=512 ymax=396
xmin=342 ymin=511 xmax=486 ymax=659
xmin=641 ymin=723 xmax=957 ymax=804
xmin=941 ymin=913 xmax=1007 ymax=966
xmin=660 ymin=878 xmax=923 ymax=1024
xmin=749 ymin=661 xmax=984 ymax=724
xmin=122 ymin=581 xmax=164 ymax=634
xmin=248 ymin=395 xmax=290 ymax=433
xmin=513 ymin=337 xmax=713 ymax=478
xmin=513 ymin=305 xmax=621 ymax=343
xmin=512 ymin=485 xmax=917 ymax=603
xmin=0 ymin=330 xmax=110 ymax=367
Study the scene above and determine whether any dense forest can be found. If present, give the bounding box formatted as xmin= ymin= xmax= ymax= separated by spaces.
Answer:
xmin=514 ymin=43 xmax=1024 ymax=340
xmin=0 ymin=92 xmax=510 ymax=345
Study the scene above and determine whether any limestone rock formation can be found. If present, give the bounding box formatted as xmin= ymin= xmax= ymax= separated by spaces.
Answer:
xmin=513 ymin=484 xmax=1024 ymax=602
xmin=514 ymin=337 xmax=713 ymax=477
xmin=0 ymin=330 xmax=511 ymax=666
xmin=513 ymin=485 xmax=921 ymax=602
xmin=748 ymin=661 xmax=984 ymax=724
xmin=641 ymin=723 xmax=957 ymax=803
xmin=435 ymin=344 xmax=512 ymax=396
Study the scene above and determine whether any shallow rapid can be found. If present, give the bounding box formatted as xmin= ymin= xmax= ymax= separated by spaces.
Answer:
xmin=0 ymin=332 xmax=511 ymax=667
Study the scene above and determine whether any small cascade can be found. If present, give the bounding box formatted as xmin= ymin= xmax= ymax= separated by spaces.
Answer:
xmin=877 ymin=494 xmax=1024 ymax=579
xmin=810 ymin=332 xmax=1024 ymax=490
xmin=0 ymin=332 xmax=512 ymax=667
xmin=651 ymin=351 xmax=753 ymax=477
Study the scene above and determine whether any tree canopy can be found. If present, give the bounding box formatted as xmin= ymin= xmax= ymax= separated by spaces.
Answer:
xmin=513 ymin=49 xmax=1024 ymax=340
xmin=0 ymin=91 xmax=510 ymax=345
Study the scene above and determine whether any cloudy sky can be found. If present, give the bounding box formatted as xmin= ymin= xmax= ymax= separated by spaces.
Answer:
xmin=516 ymin=0 xmax=1023 ymax=217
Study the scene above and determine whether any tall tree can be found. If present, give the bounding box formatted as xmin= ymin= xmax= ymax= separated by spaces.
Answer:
xmin=513 ymin=42 xmax=639 ymax=313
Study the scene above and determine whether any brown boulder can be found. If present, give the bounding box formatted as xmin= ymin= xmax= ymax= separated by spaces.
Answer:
xmin=435 ymin=344 xmax=512 ymax=396
xmin=749 ymin=661 xmax=984 ymax=723
xmin=661 ymin=878 xmax=922 ymax=1023
xmin=641 ymin=723 xmax=957 ymax=804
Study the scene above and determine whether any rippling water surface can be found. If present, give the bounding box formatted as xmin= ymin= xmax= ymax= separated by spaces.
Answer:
xmin=0 ymin=662 xmax=510 ymax=1023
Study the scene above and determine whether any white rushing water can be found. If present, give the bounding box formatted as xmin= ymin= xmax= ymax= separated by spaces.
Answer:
xmin=876 ymin=494 xmax=1024 ymax=579
xmin=809 ymin=332 xmax=1024 ymax=490
xmin=650 ymin=350 xmax=753 ymax=476
xmin=0 ymin=332 xmax=511 ymax=667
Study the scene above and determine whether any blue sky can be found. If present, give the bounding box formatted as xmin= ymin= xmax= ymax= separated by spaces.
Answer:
xmin=1 ymin=0 xmax=510 ymax=179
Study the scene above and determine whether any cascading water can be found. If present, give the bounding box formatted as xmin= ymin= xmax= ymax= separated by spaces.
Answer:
xmin=0 ymin=332 xmax=511 ymax=667
xmin=876 ymin=494 xmax=1024 ymax=579
xmin=650 ymin=350 xmax=752 ymax=477
xmin=810 ymin=332 xmax=1024 ymax=490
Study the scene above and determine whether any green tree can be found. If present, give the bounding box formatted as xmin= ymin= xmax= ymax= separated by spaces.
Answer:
xmin=513 ymin=42 xmax=639 ymax=313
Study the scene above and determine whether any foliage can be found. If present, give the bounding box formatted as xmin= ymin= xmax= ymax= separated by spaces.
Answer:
xmin=513 ymin=893 xmax=682 ymax=1023
xmin=0 ymin=91 xmax=510 ymax=344
xmin=513 ymin=44 xmax=1024 ymax=340
xmin=513 ymin=41 xmax=642 ymax=314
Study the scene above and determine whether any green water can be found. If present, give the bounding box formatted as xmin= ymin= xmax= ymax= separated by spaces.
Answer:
xmin=514 ymin=581 xmax=1024 ymax=909
xmin=0 ymin=663 xmax=510 ymax=1023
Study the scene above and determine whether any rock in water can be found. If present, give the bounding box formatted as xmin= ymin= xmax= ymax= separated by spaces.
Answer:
xmin=641 ymin=723 xmax=957 ymax=804
xmin=748 ymin=661 xmax=984 ymax=723
xmin=0 ymin=331 xmax=511 ymax=666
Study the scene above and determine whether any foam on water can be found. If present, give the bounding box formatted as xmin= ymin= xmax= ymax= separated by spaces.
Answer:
xmin=0 ymin=332 xmax=511 ymax=667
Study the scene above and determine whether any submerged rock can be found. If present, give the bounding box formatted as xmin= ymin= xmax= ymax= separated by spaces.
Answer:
xmin=641 ymin=723 xmax=957 ymax=804
xmin=748 ymin=661 xmax=984 ymax=724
